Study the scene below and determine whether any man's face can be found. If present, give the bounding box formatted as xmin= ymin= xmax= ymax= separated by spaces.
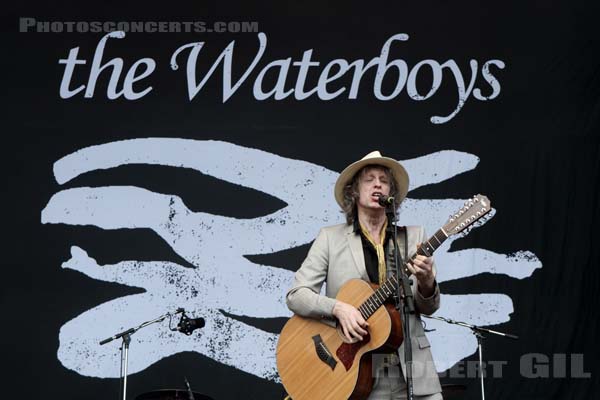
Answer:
xmin=356 ymin=166 xmax=391 ymax=212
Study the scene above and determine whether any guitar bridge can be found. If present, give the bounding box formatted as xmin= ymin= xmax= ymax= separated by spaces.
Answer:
xmin=312 ymin=335 xmax=337 ymax=370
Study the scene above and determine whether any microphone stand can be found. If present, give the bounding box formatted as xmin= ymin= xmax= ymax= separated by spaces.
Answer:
xmin=184 ymin=376 xmax=196 ymax=400
xmin=423 ymin=315 xmax=518 ymax=400
xmin=99 ymin=309 xmax=184 ymax=400
xmin=386 ymin=204 xmax=415 ymax=400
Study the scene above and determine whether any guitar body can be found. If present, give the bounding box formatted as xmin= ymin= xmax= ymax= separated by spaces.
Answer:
xmin=277 ymin=279 xmax=403 ymax=400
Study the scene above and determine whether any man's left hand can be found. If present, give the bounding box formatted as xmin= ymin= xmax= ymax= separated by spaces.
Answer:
xmin=407 ymin=245 xmax=436 ymax=297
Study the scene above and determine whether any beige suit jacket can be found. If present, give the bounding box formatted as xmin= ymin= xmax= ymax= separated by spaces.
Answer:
xmin=286 ymin=223 xmax=442 ymax=396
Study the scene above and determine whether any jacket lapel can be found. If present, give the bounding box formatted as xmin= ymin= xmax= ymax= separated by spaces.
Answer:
xmin=346 ymin=224 xmax=369 ymax=280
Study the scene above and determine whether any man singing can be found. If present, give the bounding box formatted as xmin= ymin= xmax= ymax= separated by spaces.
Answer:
xmin=286 ymin=151 xmax=443 ymax=400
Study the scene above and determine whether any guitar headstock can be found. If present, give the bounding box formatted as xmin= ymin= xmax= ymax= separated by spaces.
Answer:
xmin=443 ymin=194 xmax=492 ymax=236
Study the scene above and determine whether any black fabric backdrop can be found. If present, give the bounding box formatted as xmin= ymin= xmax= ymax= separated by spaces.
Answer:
xmin=2 ymin=2 xmax=599 ymax=399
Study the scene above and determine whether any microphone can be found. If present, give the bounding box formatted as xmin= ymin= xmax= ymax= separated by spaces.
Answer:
xmin=177 ymin=314 xmax=206 ymax=335
xmin=377 ymin=195 xmax=395 ymax=206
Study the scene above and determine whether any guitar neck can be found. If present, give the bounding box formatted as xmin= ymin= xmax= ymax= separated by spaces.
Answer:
xmin=356 ymin=228 xmax=448 ymax=320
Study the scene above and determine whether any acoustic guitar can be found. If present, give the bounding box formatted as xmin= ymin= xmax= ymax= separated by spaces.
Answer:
xmin=277 ymin=195 xmax=491 ymax=400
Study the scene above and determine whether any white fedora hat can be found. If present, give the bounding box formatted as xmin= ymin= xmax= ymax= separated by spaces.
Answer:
xmin=334 ymin=150 xmax=409 ymax=208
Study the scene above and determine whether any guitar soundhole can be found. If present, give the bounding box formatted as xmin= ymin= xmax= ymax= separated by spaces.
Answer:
xmin=336 ymin=333 xmax=371 ymax=371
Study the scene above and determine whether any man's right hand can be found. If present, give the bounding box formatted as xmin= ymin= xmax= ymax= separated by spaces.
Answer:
xmin=332 ymin=301 xmax=369 ymax=342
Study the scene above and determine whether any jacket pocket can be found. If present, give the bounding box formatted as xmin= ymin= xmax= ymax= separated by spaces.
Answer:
xmin=416 ymin=335 xmax=431 ymax=349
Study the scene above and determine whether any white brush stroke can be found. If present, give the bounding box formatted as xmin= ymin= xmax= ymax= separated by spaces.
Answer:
xmin=41 ymin=139 xmax=542 ymax=379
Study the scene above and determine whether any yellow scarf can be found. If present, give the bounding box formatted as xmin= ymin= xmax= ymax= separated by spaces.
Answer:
xmin=359 ymin=219 xmax=388 ymax=284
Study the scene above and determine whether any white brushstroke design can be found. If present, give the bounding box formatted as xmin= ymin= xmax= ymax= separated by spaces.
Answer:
xmin=41 ymin=138 xmax=542 ymax=379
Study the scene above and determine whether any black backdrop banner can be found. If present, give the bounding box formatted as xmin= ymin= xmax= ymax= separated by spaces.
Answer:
xmin=3 ymin=2 xmax=599 ymax=399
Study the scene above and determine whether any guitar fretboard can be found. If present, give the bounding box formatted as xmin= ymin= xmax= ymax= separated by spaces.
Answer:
xmin=357 ymin=228 xmax=447 ymax=320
